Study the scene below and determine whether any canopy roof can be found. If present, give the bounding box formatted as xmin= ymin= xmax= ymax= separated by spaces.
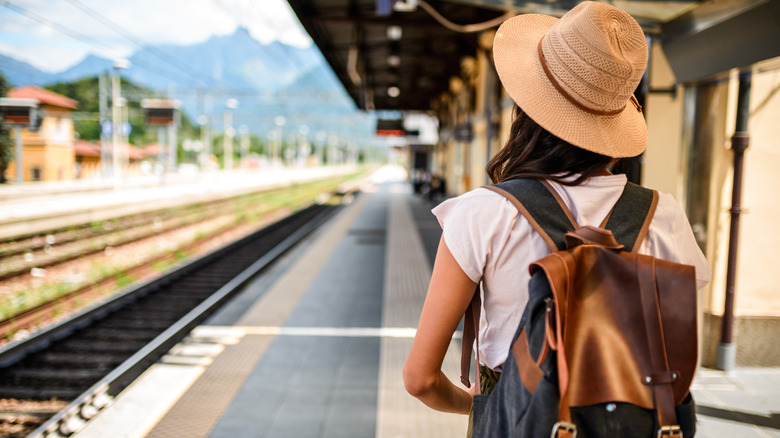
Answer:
xmin=287 ymin=0 xmax=780 ymax=111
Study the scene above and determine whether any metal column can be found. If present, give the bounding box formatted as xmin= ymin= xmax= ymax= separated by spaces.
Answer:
xmin=716 ymin=71 xmax=752 ymax=372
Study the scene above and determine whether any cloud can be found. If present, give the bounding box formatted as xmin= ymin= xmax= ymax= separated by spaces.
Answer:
xmin=0 ymin=0 xmax=311 ymax=72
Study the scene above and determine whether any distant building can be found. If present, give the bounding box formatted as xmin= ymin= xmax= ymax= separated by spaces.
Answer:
xmin=6 ymin=85 xmax=79 ymax=182
xmin=121 ymin=142 xmax=145 ymax=175
xmin=73 ymin=140 xmax=101 ymax=179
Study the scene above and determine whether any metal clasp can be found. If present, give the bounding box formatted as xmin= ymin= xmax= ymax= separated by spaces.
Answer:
xmin=657 ymin=425 xmax=682 ymax=438
xmin=551 ymin=421 xmax=577 ymax=438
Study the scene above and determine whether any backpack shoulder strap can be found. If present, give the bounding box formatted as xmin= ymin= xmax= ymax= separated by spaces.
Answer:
xmin=602 ymin=181 xmax=659 ymax=252
xmin=487 ymin=178 xmax=659 ymax=252
xmin=485 ymin=178 xmax=577 ymax=252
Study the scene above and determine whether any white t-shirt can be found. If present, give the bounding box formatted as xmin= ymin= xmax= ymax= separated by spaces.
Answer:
xmin=432 ymin=174 xmax=712 ymax=370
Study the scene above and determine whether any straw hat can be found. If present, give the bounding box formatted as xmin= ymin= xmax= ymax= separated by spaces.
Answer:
xmin=493 ymin=1 xmax=648 ymax=158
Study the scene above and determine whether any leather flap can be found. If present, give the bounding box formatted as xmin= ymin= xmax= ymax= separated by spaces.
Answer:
xmin=532 ymin=246 xmax=697 ymax=409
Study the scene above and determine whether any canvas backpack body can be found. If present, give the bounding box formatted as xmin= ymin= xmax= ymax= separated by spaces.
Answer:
xmin=462 ymin=178 xmax=699 ymax=438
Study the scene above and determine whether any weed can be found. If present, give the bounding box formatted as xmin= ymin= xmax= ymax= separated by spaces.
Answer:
xmin=115 ymin=273 xmax=136 ymax=289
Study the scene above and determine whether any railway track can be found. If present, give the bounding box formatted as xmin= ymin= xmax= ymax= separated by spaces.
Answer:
xmin=0 ymin=177 xmax=349 ymax=281
xmin=0 ymin=201 xmax=342 ymax=438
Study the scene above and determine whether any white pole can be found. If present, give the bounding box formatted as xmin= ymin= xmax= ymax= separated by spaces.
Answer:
xmin=99 ymin=72 xmax=108 ymax=177
xmin=111 ymin=59 xmax=129 ymax=188
xmin=198 ymin=115 xmax=208 ymax=170
xmin=111 ymin=70 xmax=121 ymax=188
xmin=158 ymin=127 xmax=166 ymax=173
xmin=14 ymin=126 xmax=22 ymax=183
xmin=223 ymin=98 xmax=238 ymax=171
xmin=223 ymin=109 xmax=233 ymax=170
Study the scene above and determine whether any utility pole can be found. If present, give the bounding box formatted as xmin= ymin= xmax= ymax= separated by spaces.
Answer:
xmin=158 ymin=127 xmax=166 ymax=174
xmin=13 ymin=125 xmax=22 ymax=183
xmin=198 ymin=115 xmax=209 ymax=171
xmin=223 ymin=98 xmax=238 ymax=171
xmin=112 ymin=59 xmax=129 ymax=189
xmin=274 ymin=115 xmax=286 ymax=166
xmin=99 ymin=72 xmax=109 ymax=177
xmin=168 ymin=109 xmax=178 ymax=171
xmin=239 ymin=124 xmax=249 ymax=166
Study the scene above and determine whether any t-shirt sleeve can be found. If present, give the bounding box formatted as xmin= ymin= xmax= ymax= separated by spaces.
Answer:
xmin=644 ymin=193 xmax=712 ymax=290
xmin=431 ymin=189 xmax=518 ymax=283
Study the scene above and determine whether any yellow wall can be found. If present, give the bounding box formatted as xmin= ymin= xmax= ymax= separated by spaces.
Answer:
xmin=643 ymin=41 xmax=685 ymax=200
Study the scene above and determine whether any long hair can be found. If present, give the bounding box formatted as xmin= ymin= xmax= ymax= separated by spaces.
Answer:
xmin=486 ymin=106 xmax=614 ymax=185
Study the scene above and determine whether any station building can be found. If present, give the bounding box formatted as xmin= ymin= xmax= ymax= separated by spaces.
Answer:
xmin=5 ymin=85 xmax=79 ymax=182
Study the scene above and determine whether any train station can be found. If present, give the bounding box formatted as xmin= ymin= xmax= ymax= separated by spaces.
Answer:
xmin=1 ymin=0 xmax=779 ymax=437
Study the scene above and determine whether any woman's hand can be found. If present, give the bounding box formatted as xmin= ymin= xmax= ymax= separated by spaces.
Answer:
xmin=466 ymin=380 xmax=481 ymax=398
xmin=403 ymin=237 xmax=478 ymax=414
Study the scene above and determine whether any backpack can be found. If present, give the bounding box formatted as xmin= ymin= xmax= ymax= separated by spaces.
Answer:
xmin=461 ymin=178 xmax=698 ymax=438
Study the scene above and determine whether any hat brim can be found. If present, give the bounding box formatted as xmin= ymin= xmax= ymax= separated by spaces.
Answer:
xmin=493 ymin=14 xmax=647 ymax=158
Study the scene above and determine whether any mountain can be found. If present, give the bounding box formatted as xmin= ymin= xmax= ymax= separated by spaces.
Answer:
xmin=0 ymin=28 xmax=369 ymax=139
xmin=121 ymin=27 xmax=325 ymax=91
xmin=1 ymin=27 xmax=334 ymax=92
xmin=0 ymin=54 xmax=55 ymax=86
xmin=56 ymin=54 xmax=114 ymax=84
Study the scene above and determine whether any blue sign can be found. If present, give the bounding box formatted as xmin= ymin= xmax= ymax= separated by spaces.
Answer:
xmin=101 ymin=120 xmax=112 ymax=136
xmin=120 ymin=122 xmax=132 ymax=137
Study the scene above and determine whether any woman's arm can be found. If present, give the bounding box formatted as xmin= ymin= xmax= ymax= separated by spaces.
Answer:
xmin=403 ymin=236 xmax=478 ymax=414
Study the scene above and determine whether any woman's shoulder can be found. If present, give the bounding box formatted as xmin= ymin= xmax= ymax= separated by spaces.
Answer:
xmin=431 ymin=187 xmax=524 ymax=237
xmin=643 ymin=190 xmax=712 ymax=287
xmin=650 ymin=190 xmax=687 ymax=227
xmin=432 ymin=187 xmax=514 ymax=216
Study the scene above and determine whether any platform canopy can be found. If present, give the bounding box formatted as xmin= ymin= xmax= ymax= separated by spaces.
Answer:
xmin=286 ymin=0 xmax=780 ymax=111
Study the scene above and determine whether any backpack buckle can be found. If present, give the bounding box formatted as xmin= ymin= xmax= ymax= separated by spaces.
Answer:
xmin=551 ymin=421 xmax=577 ymax=438
xmin=657 ymin=425 xmax=682 ymax=438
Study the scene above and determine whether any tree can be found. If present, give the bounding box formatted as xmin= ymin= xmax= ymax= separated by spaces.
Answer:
xmin=0 ymin=72 xmax=12 ymax=184
xmin=46 ymin=76 xmax=199 ymax=147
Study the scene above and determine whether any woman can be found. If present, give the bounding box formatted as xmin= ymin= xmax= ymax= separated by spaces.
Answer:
xmin=402 ymin=0 xmax=711 ymax=426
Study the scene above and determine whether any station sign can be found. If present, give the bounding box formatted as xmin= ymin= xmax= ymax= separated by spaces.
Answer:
xmin=141 ymin=98 xmax=180 ymax=127
xmin=376 ymin=118 xmax=405 ymax=136
xmin=0 ymin=97 xmax=39 ymax=127
xmin=101 ymin=120 xmax=113 ymax=136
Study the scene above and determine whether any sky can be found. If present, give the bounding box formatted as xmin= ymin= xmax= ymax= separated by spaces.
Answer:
xmin=0 ymin=0 xmax=312 ymax=73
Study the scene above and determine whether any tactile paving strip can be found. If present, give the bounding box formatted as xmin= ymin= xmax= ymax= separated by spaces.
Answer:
xmin=145 ymin=334 xmax=273 ymax=438
xmin=375 ymin=189 xmax=468 ymax=437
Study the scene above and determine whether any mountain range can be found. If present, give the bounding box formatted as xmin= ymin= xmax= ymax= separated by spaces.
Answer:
xmin=0 ymin=28 xmax=368 ymax=137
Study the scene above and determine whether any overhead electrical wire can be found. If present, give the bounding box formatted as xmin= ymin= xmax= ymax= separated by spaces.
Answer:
xmin=209 ymin=0 xmax=305 ymax=76
xmin=245 ymin=0 xmax=307 ymax=72
xmin=1 ymin=0 xmax=117 ymax=52
xmin=0 ymin=0 xmax=198 ymax=86
xmin=62 ymin=0 xmax=212 ymax=86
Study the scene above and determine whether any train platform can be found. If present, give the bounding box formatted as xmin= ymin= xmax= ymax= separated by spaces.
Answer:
xmin=61 ymin=165 xmax=778 ymax=438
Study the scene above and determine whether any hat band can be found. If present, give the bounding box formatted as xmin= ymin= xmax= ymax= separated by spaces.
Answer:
xmin=537 ymin=40 xmax=642 ymax=117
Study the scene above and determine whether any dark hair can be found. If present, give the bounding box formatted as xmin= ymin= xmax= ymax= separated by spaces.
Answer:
xmin=486 ymin=106 xmax=614 ymax=185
